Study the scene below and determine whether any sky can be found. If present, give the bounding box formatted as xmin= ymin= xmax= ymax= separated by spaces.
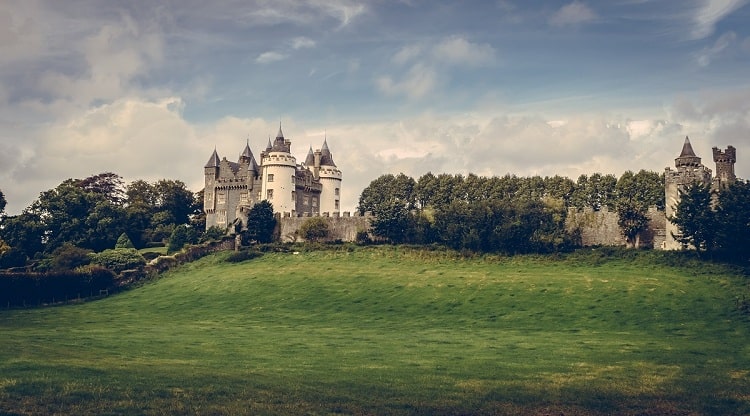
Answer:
xmin=2 ymin=0 xmax=750 ymax=215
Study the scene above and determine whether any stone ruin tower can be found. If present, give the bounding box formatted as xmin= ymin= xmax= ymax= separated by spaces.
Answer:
xmin=663 ymin=136 xmax=736 ymax=250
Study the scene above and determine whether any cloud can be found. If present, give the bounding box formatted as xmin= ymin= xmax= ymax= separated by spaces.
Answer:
xmin=256 ymin=51 xmax=287 ymax=64
xmin=696 ymin=31 xmax=737 ymax=66
xmin=291 ymin=36 xmax=316 ymax=49
xmin=549 ymin=1 xmax=597 ymax=27
xmin=691 ymin=0 xmax=748 ymax=40
xmin=432 ymin=35 xmax=496 ymax=66
xmin=376 ymin=63 xmax=438 ymax=99
xmin=392 ymin=44 xmax=422 ymax=65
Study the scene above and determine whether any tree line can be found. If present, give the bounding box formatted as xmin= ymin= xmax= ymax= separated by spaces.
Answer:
xmin=358 ymin=171 xmax=664 ymax=252
xmin=0 ymin=172 xmax=216 ymax=269
xmin=359 ymin=170 xmax=747 ymax=257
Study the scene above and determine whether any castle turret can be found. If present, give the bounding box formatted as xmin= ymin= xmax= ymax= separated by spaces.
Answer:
xmin=713 ymin=145 xmax=736 ymax=188
xmin=261 ymin=125 xmax=297 ymax=215
xmin=204 ymin=148 xmax=220 ymax=215
xmin=317 ymin=138 xmax=342 ymax=214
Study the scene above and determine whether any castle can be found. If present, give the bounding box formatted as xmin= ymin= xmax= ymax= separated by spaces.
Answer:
xmin=203 ymin=125 xmax=342 ymax=230
xmin=663 ymin=136 xmax=736 ymax=249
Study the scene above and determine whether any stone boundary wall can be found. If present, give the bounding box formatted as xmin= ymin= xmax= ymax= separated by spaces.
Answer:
xmin=565 ymin=206 xmax=666 ymax=248
xmin=145 ymin=237 xmax=236 ymax=275
xmin=277 ymin=211 xmax=373 ymax=242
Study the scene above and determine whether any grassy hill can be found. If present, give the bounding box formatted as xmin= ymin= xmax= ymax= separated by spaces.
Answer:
xmin=1 ymin=246 xmax=749 ymax=415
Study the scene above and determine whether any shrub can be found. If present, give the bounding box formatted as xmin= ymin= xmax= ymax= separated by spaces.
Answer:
xmin=115 ymin=233 xmax=135 ymax=249
xmin=200 ymin=226 xmax=227 ymax=243
xmin=299 ymin=217 xmax=330 ymax=242
xmin=49 ymin=243 xmax=92 ymax=271
xmin=89 ymin=248 xmax=146 ymax=274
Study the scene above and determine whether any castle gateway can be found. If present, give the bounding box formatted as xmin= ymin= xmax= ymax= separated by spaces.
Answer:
xmin=203 ymin=126 xmax=342 ymax=230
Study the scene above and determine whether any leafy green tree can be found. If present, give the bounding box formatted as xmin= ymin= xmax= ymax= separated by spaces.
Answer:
xmin=115 ymin=233 xmax=135 ymax=249
xmin=615 ymin=170 xmax=663 ymax=248
xmin=370 ymin=199 xmax=413 ymax=244
xmin=153 ymin=179 xmax=200 ymax=225
xmin=244 ymin=200 xmax=276 ymax=244
xmin=570 ymin=173 xmax=617 ymax=211
xmin=26 ymin=180 xmax=126 ymax=253
xmin=49 ymin=243 xmax=92 ymax=271
xmin=714 ymin=180 xmax=750 ymax=259
xmin=167 ymin=224 xmax=197 ymax=253
xmin=670 ymin=182 xmax=716 ymax=253
xmin=0 ymin=212 xmax=44 ymax=260
xmin=78 ymin=172 xmax=126 ymax=205
xmin=358 ymin=173 xmax=416 ymax=214
xmin=299 ymin=217 xmax=331 ymax=242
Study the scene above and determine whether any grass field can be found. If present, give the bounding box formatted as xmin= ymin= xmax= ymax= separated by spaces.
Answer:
xmin=1 ymin=246 xmax=749 ymax=415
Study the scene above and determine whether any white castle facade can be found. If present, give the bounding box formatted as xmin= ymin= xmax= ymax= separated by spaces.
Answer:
xmin=203 ymin=125 xmax=342 ymax=230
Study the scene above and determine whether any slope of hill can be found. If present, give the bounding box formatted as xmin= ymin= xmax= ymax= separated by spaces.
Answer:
xmin=1 ymin=246 xmax=749 ymax=415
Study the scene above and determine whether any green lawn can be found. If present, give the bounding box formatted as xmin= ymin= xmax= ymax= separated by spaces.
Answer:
xmin=1 ymin=246 xmax=749 ymax=415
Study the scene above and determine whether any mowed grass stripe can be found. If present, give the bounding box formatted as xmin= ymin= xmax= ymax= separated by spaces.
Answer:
xmin=0 ymin=246 xmax=748 ymax=415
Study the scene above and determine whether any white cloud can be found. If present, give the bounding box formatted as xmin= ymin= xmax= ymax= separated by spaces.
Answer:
xmin=432 ymin=35 xmax=496 ymax=66
xmin=696 ymin=31 xmax=737 ymax=66
xmin=691 ymin=0 xmax=748 ymax=40
xmin=256 ymin=51 xmax=287 ymax=64
xmin=549 ymin=1 xmax=597 ymax=27
xmin=392 ymin=44 xmax=422 ymax=65
xmin=376 ymin=63 xmax=438 ymax=99
xmin=291 ymin=36 xmax=316 ymax=49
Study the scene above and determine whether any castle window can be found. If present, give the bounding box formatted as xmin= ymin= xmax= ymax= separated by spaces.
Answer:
xmin=267 ymin=174 xmax=274 ymax=182
xmin=335 ymin=188 xmax=340 ymax=196
xmin=267 ymin=189 xmax=273 ymax=200
xmin=240 ymin=192 xmax=248 ymax=203
xmin=335 ymin=200 xmax=340 ymax=210
xmin=304 ymin=196 xmax=309 ymax=206
xmin=217 ymin=193 xmax=226 ymax=204
xmin=206 ymin=192 xmax=213 ymax=201
xmin=312 ymin=198 xmax=318 ymax=207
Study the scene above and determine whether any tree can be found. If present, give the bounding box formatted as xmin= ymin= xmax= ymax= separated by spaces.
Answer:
xmin=49 ymin=243 xmax=92 ymax=271
xmin=77 ymin=172 xmax=126 ymax=205
xmin=615 ymin=170 xmax=662 ymax=248
xmin=0 ymin=188 xmax=6 ymax=216
xmin=370 ymin=199 xmax=413 ymax=244
xmin=358 ymin=173 xmax=416 ymax=214
xmin=168 ymin=224 xmax=196 ymax=253
xmin=153 ymin=179 xmax=200 ymax=225
xmin=0 ymin=212 xmax=44 ymax=261
xmin=299 ymin=217 xmax=330 ymax=242
xmin=714 ymin=180 xmax=750 ymax=259
xmin=670 ymin=182 xmax=716 ymax=253
xmin=244 ymin=201 xmax=276 ymax=244
xmin=115 ymin=233 xmax=135 ymax=249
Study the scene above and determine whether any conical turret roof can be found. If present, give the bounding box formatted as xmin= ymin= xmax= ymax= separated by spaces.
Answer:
xmin=675 ymin=136 xmax=702 ymax=168
xmin=240 ymin=140 xmax=258 ymax=172
xmin=679 ymin=136 xmax=697 ymax=157
xmin=305 ymin=146 xmax=315 ymax=166
xmin=204 ymin=148 xmax=220 ymax=168
xmin=276 ymin=123 xmax=284 ymax=139
xmin=319 ymin=138 xmax=337 ymax=167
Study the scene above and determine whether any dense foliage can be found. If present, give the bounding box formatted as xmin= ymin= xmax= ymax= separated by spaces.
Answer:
xmin=89 ymin=248 xmax=147 ymax=273
xmin=0 ymin=266 xmax=116 ymax=307
xmin=242 ymin=200 xmax=276 ymax=244
xmin=298 ymin=217 xmax=330 ymax=242
xmin=671 ymin=180 xmax=750 ymax=259
xmin=0 ymin=173 xmax=206 ymax=267
xmin=359 ymin=170 xmax=665 ymax=252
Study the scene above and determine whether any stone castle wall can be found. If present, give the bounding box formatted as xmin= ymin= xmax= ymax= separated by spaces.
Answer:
xmin=277 ymin=211 xmax=373 ymax=242
xmin=565 ymin=206 xmax=666 ymax=248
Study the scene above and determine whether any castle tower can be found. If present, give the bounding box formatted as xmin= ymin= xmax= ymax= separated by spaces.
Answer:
xmin=203 ymin=148 xmax=220 ymax=223
xmin=317 ymin=138 xmax=342 ymax=215
xmin=664 ymin=136 xmax=712 ymax=250
xmin=261 ymin=125 xmax=297 ymax=215
xmin=712 ymin=145 xmax=736 ymax=188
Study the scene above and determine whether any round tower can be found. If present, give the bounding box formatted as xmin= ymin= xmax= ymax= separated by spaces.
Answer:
xmin=261 ymin=125 xmax=297 ymax=215
xmin=317 ymin=138 xmax=342 ymax=215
